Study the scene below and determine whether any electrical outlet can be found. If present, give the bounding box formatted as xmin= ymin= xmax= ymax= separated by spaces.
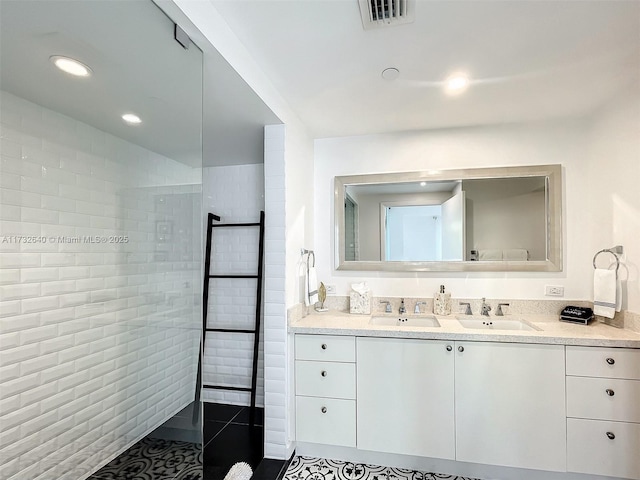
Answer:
xmin=545 ymin=285 xmax=564 ymax=297
xmin=325 ymin=284 xmax=337 ymax=295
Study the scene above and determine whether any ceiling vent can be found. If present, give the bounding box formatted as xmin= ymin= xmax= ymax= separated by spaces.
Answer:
xmin=358 ymin=0 xmax=415 ymax=29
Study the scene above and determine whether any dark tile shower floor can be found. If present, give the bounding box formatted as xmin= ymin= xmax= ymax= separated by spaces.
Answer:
xmin=202 ymin=403 xmax=265 ymax=480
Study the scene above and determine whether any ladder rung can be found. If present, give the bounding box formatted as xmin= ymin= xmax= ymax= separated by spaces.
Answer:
xmin=203 ymin=385 xmax=252 ymax=392
xmin=206 ymin=328 xmax=256 ymax=334
xmin=209 ymin=274 xmax=258 ymax=279
xmin=211 ymin=223 xmax=260 ymax=228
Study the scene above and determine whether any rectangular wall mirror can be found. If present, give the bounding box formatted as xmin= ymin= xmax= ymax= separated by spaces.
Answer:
xmin=335 ymin=164 xmax=562 ymax=272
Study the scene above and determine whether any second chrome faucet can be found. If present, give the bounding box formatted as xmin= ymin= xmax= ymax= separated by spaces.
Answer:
xmin=480 ymin=297 xmax=492 ymax=316
xmin=459 ymin=298 xmax=499 ymax=316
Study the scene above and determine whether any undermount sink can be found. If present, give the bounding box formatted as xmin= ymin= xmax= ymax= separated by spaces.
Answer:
xmin=455 ymin=316 xmax=541 ymax=331
xmin=370 ymin=315 xmax=441 ymax=328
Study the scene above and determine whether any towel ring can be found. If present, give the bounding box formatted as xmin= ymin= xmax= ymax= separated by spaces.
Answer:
xmin=592 ymin=249 xmax=620 ymax=276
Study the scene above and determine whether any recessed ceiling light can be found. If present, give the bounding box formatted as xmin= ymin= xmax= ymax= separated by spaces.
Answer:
xmin=122 ymin=113 xmax=142 ymax=125
xmin=420 ymin=181 xmax=427 ymax=186
xmin=50 ymin=55 xmax=92 ymax=77
xmin=381 ymin=67 xmax=400 ymax=81
xmin=445 ymin=73 xmax=470 ymax=95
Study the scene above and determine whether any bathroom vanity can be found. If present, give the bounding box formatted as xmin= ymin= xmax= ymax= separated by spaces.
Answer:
xmin=290 ymin=313 xmax=640 ymax=480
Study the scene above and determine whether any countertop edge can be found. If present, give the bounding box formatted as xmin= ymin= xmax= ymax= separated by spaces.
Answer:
xmin=288 ymin=313 xmax=640 ymax=348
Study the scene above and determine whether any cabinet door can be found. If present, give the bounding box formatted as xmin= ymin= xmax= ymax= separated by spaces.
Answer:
xmin=455 ymin=341 xmax=566 ymax=472
xmin=357 ymin=337 xmax=455 ymax=459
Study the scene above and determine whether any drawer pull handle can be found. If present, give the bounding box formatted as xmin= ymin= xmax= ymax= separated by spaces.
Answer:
xmin=321 ymin=407 xmax=327 ymax=413
xmin=458 ymin=346 xmax=465 ymax=352
xmin=321 ymin=344 xmax=327 ymax=350
xmin=606 ymin=431 xmax=615 ymax=440
xmin=606 ymin=389 xmax=615 ymax=397
xmin=321 ymin=370 xmax=327 ymax=377
xmin=446 ymin=345 xmax=452 ymax=352
xmin=606 ymin=357 xmax=615 ymax=365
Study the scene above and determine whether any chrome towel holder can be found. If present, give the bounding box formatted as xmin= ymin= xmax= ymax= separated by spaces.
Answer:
xmin=592 ymin=245 xmax=624 ymax=277
xmin=301 ymin=248 xmax=315 ymax=270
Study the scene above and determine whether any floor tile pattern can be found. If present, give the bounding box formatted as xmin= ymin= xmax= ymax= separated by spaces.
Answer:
xmin=90 ymin=437 xmax=202 ymax=480
xmin=89 ymin=403 xmax=268 ymax=480
xmin=283 ymin=456 xmax=480 ymax=480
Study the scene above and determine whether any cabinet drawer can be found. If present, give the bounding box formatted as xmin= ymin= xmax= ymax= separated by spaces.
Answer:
xmin=567 ymin=376 xmax=640 ymax=423
xmin=295 ymin=335 xmax=355 ymax=362
xmin=567 ymin=418 xmax=640 ymax=479
xmin=295 ymin=361 xmax=356 ymax=399
xmin=567 ymin=346 xmax=640 ymax=380
xmin=295 ymin=396 xmax=356 ymax=447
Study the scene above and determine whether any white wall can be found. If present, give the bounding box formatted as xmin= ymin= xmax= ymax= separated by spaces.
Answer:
xmin=586 ymin=84 xmax=640 ymax=314
xmin=314 ymin=119 xmax=594 ymax=302
xmin=202 ymin=164 xmax=265 ymax=407
xmin=284 ymin=122 xmax=315 ymax=308
xmin=0 ymin=91 xmax=201 ymax=479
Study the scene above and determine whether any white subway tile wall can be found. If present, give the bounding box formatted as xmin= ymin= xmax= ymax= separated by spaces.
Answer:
xmin=202 ymin=164 xmax=265 ymax=407
xmin=263 ymin=125 xmax=287 ymax=459
xmin=0 ymin=91 xmax=202 ymax=480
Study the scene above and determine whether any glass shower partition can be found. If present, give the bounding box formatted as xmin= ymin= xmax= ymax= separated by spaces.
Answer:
xmin=0 ymin=1 xmax=203 ymax=478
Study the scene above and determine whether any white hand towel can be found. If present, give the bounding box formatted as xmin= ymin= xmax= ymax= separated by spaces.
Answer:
xmin=593 ymin=268 xmax=617 ymax=319
xmin=503 ymin=249 xmax=528 ymax=261
xmin=479 ymin=249 xmax=502 ymax=261
xmin=305 ymin=266 xmax=319 ymax=306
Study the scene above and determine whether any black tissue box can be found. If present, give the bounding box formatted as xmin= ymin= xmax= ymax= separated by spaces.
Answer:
xmin=560 ymin=306 xmax=594 ymax=325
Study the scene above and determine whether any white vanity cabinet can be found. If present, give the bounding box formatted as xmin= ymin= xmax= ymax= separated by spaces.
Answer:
xmin=356 ymin=337 xmax=455 ymax=459
xmin=566 ymin=346 xmax=640 ymax=479
xmin=454 ymin=341 xmax=566 ymax=472
xmin=294 ymin=332 xmax=639 ymax=479
xmin=294 ymin=334 xmax=356 ymax=447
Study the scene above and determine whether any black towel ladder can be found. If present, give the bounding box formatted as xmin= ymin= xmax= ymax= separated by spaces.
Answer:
xmin=195 ymin=211 xmax=265 ymax=423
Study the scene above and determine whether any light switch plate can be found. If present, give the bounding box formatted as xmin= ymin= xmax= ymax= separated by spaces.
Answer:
xmin=325 ymin=284 xmax=337 ymax=295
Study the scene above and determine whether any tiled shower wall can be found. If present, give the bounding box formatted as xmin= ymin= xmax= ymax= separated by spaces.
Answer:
xmin=0 ymin=91 xmax=202 ymax=480
xmin=202 ymin=164 xmax=265 ymax=407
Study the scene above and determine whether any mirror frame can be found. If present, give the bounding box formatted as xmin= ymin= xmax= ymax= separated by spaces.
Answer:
xmin=334 ymin=164 xmax=562 ymax=272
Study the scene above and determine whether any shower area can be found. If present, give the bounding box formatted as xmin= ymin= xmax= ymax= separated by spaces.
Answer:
xmin=0 ymin=1 xmax=204 ymax=479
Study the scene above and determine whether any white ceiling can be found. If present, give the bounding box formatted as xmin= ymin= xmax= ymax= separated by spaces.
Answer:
xmin=3 ymin=1 xmax=637 ymax=168
xmin=0 ymin=0 xmax=281 ymax=168
xmin=211 ymin=0 xmax=640 ymax=138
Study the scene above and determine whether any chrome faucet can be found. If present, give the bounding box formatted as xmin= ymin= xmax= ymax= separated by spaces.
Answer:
xmin=379 ymin=300 xmax=392 ymax=313
xmin=495 ymin=303 xmax=510 ymax=316
xmin=414 ymin=301 xmax=426 ymax=314
xmin=399 ymin=298 xmax=406 ymax=314
xmin=459 ymin=302 xmax=472 ymax=315
xmin=480 ymin=297 xmax=492 ymax=316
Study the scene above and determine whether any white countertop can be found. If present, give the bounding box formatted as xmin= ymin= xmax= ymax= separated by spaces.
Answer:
xmin=289 ymin=311 xmax=640 ymax=348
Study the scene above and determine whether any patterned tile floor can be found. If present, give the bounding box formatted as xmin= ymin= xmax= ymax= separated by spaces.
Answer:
xmin=89 ymin=403 xmax=267 ymax=480
xmin=89 ymin=437 xmax=202 ymax=480
xmin=283 ymin=456 xmax=481 ymax=480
